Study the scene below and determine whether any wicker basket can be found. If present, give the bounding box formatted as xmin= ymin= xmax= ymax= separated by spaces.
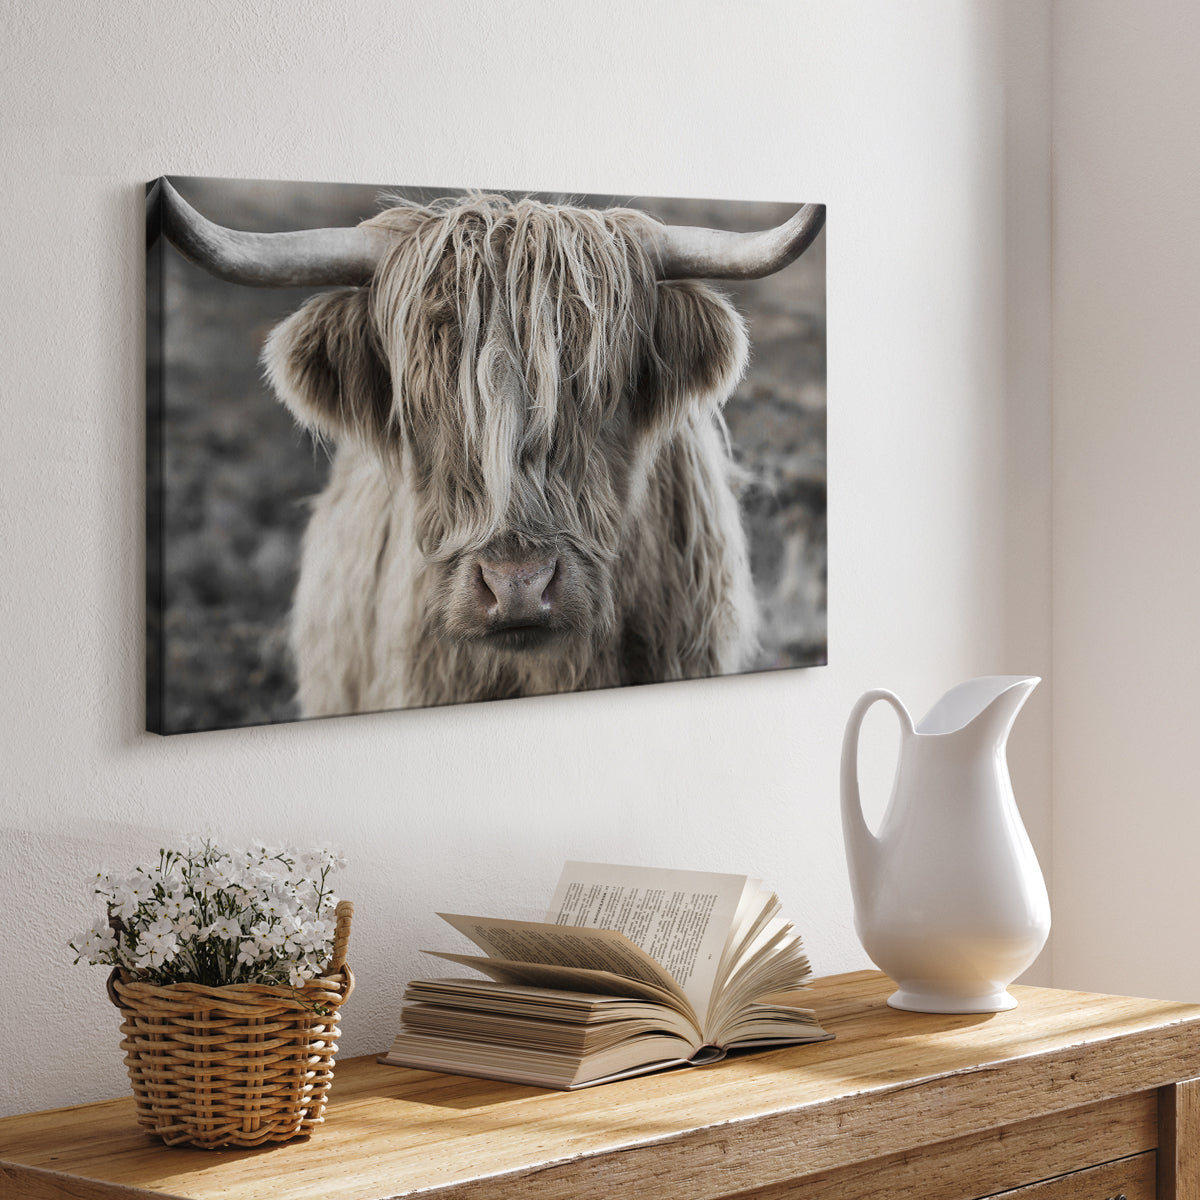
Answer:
xmin=106 ymin=899 xmax=354 ymax=1149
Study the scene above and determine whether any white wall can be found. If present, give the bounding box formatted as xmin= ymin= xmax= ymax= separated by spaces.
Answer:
xmin=1052 ymin=2 xmax=1200 ymax=1001
xmin=0 ymin=1 xmax=1053 ymax=1116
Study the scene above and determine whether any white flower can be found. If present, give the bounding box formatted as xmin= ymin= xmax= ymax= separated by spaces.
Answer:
xmin=89 ymin=916 xmax=116 ymax=942
xmin=71 ymin=919 xmax=118 ymax=965
xmin=250 ymin=922 xmax=286 ymax=952
xmin=237 ymin=939 xmax=262 ymax=966
xmin=158 ymin=858 xmax=185 ymax=889
xmin=109 ymin=871 xmax=154 ymax=920
xmin=241 ymin=865 xmax=274 ymax=892
xmin=139 ymin=918 xmax=179 ymax=961
xmin=89 ymin=868 xmax=115 ymax=897
xmin=293 ymin=918 xmax=333 ymax=958
xmin=200 ymin=859 xmax=240 ymax=891
xmin=260 ymin=891 xmax=297 ymax=920
xmin=299 ymin=846 xmax=345 ymax=875
xmin=158 ymin=888 xmax=193 ymax=920
xmin=204 ymin=918 xmax=241 ymax=941
xmin=133 ymin=934 xmax=176 ymax=969
xmin=173 ymin=911 xmax=200 ymax=939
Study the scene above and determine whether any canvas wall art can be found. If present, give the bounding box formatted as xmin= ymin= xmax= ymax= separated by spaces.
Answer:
xmin=146 ymin=177 xmax=826 ymax=734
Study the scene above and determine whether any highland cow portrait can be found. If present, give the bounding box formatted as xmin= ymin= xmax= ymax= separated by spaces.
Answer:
xmin=146 ymin=177 xmax=826 ymax=734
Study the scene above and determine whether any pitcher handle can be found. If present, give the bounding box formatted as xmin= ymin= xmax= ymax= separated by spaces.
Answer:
xmin=841 ymin=689 xmax=915 ymax=849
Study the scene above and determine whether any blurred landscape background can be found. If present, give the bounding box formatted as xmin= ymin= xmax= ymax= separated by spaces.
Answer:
xmin=149 ymin=177 xmax=826 ymax=734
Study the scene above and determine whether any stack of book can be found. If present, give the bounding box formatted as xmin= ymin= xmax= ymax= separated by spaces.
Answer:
xmin=381 ymin=862 xmax=832 ymax=1089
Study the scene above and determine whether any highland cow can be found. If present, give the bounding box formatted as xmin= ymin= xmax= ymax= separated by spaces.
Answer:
xmin=161 ymin=182 xmax=824 ymax=717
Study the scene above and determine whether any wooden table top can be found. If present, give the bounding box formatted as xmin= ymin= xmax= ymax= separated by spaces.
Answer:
xmin=3 ymin=970 xmax=1200 ymax=1200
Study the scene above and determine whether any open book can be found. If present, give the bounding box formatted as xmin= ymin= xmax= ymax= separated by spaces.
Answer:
xmin=380 ymin=862 xmax=833 ymax=1089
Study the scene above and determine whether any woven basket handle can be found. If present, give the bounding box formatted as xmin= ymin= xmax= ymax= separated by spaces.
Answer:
xmin=329 ymin=899 xmax=353 ymax=972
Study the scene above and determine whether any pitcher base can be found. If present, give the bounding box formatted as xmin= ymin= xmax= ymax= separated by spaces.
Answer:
xmin=887 ymin=987 xmax=1018 ymax=1014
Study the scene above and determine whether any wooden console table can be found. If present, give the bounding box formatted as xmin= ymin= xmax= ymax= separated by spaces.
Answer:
xmin=3 ymin=971 xmax=1199 ymax=1200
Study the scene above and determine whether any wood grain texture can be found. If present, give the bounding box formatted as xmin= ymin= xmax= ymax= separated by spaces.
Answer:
xmin=1159 ymin=1077 xmax=1200 ymax=1200
xmin=727 ymin=1093 xmax=1157 ymax=1200
xmin=1 ymin=972 xmax=1198 ymax=1200
xmin=0 ymin=1162 xmax=190 ymax=1200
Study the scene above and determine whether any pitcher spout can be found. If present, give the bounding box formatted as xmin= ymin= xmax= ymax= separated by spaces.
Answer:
xmin=917 ymin=675 xmax=1039 ymax=747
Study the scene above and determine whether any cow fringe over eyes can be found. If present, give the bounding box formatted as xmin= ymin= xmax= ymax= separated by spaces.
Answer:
xmin=364 ymin=195 xmax=672 ymax=560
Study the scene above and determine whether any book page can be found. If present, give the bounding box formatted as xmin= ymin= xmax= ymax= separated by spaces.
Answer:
xmin=425 ymin=951 xmax=691 ymax=1014
xmin=436 ymin=914 xmax=685 ymax=998
xmin=546 ymin=862 xmax=755 ymax=1022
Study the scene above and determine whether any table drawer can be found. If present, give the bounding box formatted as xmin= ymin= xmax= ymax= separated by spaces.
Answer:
xmin=987 ymin=1151 xmax=1155 ymax=1200
xmin=730 ymin=1093 xmax=1157 ymax=1200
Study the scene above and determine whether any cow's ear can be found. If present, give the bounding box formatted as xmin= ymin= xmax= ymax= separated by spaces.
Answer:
xmin=262 ymin=287 xmax=391 ymax=444
xmin=634 ymin=281 xmax=749 ymax=435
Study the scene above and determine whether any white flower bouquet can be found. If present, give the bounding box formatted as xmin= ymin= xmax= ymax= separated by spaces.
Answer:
xmin=71 ymin=839 xmax=346 ymax=990
xmin=72 ymin=839 xmax=354 ymax=1149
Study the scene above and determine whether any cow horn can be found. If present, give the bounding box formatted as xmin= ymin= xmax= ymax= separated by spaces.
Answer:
xmin=158 ymin=178 xmax=388 ymax=287
xmin=647 ymin=202 xmax=826 ymax=281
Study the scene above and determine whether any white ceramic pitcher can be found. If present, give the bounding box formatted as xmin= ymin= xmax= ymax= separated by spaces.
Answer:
xmin=840 ymin=676 xmax=1050 ymax=1013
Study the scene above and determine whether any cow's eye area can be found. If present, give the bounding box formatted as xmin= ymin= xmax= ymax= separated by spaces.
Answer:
xmin=417 ymin=298 xmax=458 ymax=340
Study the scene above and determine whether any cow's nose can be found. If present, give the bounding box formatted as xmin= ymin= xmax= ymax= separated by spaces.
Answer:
xmin=476 ymin=557 xmax=558 ymax=624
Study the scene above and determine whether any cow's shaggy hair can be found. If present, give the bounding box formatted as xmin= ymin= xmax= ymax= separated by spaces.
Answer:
xmin=264 ymin=194 xmax=758 ymax=716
